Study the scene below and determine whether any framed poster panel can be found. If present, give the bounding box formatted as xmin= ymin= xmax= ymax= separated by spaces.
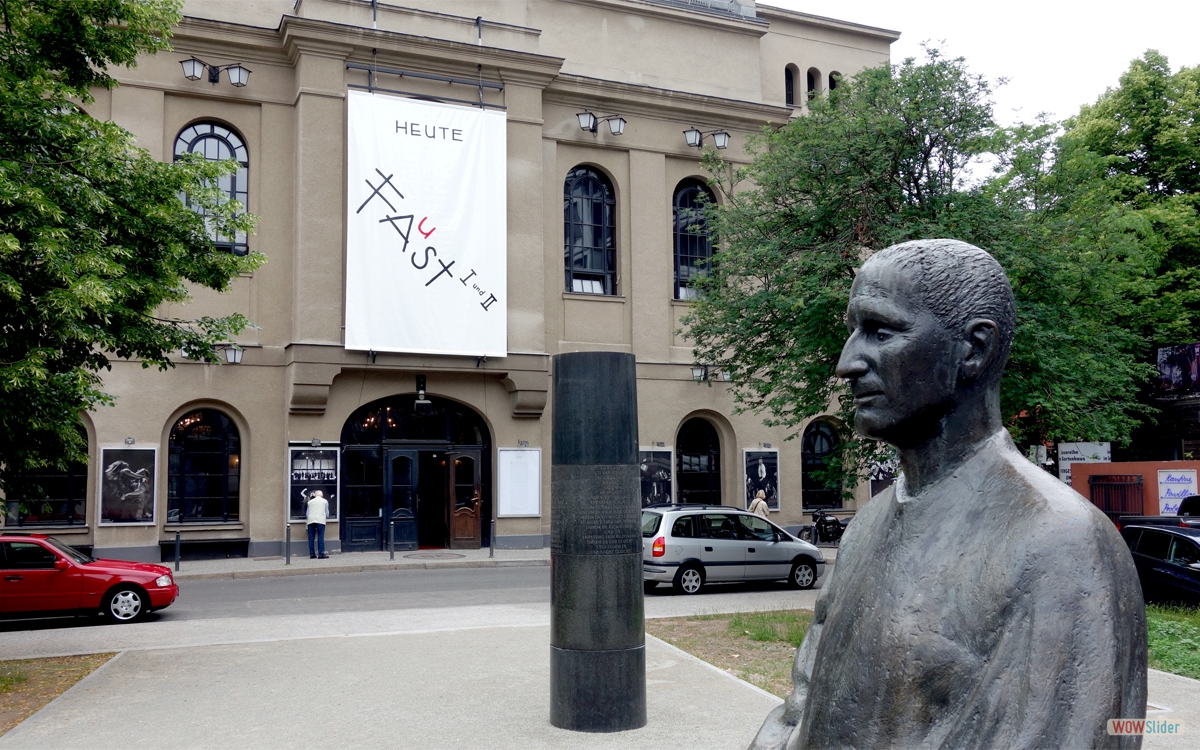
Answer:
xmin=744 ymin=449 xmax=780 ymax=511
xmin=99 ymin=447 xmax=157 ymax=525
xmin=638 ymin=449 xmax=673 ymax=507
xmin=289 ymin=447 xmax=340 ymax=522
xmin=498 ymin=448 xmax=541 ymax=517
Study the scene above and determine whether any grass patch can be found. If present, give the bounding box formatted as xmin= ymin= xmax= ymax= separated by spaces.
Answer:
xmin=1147 ymin=604 xmax=1200 ymax=680
xmin=647 ymin=609 xmax=811 ymax=698
xmin=0 ymin=654 xmax=114 ymax=737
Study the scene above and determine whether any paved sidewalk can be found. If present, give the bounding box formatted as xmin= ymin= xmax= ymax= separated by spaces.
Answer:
xmin=169 ymin=546 xmax=552 ymax=581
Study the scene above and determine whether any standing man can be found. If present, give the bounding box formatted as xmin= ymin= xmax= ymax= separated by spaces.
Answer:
xmin=306 ymin=489 xmax=329 ymax=559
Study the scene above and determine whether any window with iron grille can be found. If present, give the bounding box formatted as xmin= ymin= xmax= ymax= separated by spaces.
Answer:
xmin=673 ymin=179 xmax=715 ymax=300
xmin=174 ymin=122 xmax=249 ymax=256
xmin=564 ymin=166 xmax=616 ymax=295
xmin=4 ymin=431 xmax=88 ymax=527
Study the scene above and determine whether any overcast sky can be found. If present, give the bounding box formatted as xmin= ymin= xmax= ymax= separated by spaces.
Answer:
xmin=767 ymin=0 xmax=1200 ymax=127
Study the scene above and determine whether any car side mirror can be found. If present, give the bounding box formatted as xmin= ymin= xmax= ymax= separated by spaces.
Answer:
xmin=54 ymin=558 xmax=70 ymax=570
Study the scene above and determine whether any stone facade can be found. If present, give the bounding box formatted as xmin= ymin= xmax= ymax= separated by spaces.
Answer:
xmin=3 ymin=0 xmax=897 ymax=560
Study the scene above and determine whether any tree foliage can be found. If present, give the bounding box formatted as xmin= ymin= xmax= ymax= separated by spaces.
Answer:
xmin=684 ymin=48 xmax=1199 ymax=491
xmin=0 ymin=0 xmax=262 ymax=497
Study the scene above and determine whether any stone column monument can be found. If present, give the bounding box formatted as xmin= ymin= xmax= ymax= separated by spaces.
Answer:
xmin=549 ymin=351 xmax=647 ymax=732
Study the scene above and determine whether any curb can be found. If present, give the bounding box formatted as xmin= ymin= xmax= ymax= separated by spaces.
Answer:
xmin=174 ymin=557 xmax=550 ymax=581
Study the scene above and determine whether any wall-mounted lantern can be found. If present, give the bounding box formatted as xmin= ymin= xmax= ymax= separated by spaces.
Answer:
xmin=221 ymin=344 xmax=244 ymax=364
xmin=577 ymin=110 xmax=626 ymax=136
xmin=683 ymin=127 xmax=732 ymax=149
xmin=180 ymin=57 xmax=252 ymax=87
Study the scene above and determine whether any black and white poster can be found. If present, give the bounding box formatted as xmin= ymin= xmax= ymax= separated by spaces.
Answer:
xmin=744 ymin=450 xmax=779 ymax=511
xmin=345 ymin=91 xmax=507 ymax=356
xmin=99 ymin=448 xmax=156 ymax=524
xmin=289 ymin=447 xmax=339 ymax=521
xmin=639 ymin=450 xmax=673 ymax=507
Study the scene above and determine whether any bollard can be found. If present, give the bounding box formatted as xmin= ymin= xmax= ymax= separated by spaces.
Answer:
xmin=174 ymin=531 xmax=181 ymax=572
xmin=389 ymin=520 xmax=394 ymax=560
xmin=549 ymin=351 xmax=646 ymax=732
xmin=489 ymin=519 xmax=495 ymax=558
xmin=285 ymin=522 xmax=291 ymax=565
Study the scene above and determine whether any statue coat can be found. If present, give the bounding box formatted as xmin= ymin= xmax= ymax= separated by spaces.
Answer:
xmin=751 ymin=430 xmax=1147 ymax=750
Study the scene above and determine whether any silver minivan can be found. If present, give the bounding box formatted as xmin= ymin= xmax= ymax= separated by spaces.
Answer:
xmin=641 ymin=504 xmax=826 ymax=594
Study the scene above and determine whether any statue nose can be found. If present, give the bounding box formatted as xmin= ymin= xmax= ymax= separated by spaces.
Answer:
xmin=836 ymin=339 xmax=869 ymax=379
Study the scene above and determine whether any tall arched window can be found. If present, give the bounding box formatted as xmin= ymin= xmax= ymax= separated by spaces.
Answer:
xmin=4 ymin=430 xmax=88 ymax=527
xmin=801 ymin=420 xmax=840 ymax=509
xmin=677 ymin=418 xmax=721 ymax=504
xmin=168 ymin=409 xmax=241 ymax=522
xmin=828 ymin=72 xmax=841 ymax=91
xmin=174 ymin=122 xmax=249 ymax=256
xmin=785 ymin=67 xmax=795 ymax=106
xmin=807 ymin=68 xmax=820 ymax=101
xmin=673 ymin=178 xmax=715 ymax=300
xmin=564 ymin=166 xmax=616 ymax=295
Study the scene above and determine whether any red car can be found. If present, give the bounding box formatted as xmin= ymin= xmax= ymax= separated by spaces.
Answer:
xmin=1 ymin=532 xmax=178 ymax=623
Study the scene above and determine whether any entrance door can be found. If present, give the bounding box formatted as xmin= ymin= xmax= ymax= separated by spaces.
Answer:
xmin=341 ymin=448 xmax=418 ymax=552
xmin=448 ymin=450 xmax=482 ymax=549
xmin=386 ymin=449 xmax=418 ymax=551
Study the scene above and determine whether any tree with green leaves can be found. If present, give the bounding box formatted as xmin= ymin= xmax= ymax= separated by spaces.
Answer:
xmin=684 ymin=47 xmax=1196 ymax=493
xmin=0 ymin=0 xmax=262 ymax=499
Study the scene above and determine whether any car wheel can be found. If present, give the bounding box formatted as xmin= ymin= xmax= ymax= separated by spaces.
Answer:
xmin=673 ymin=564 xmax=705 ymax=595
xmin=104 ymin=586 xmax=146 ymax=623
xmin=789 ymin=560 xmax=817 ymax=590
xmin=644 ymin=581 xmax=658 ymax=595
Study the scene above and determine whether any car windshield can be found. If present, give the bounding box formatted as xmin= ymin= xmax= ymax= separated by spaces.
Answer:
xmin=641 ymin=511 xmax=662 ymax=537
xmin=44 ymin=537 xmax=95 ymax=564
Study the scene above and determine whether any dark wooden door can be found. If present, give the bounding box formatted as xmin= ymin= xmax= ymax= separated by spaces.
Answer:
xmin=386 ymin=449 xmax=419 ymax=551
xmin=448 ymin=450 xmax=482 ymax=549
xmin=342 ymin=448 xmax=384 ymax=552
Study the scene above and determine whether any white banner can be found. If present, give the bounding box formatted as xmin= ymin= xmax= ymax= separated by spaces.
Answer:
xmin=346 ymin=91 xmax=507 ymax=356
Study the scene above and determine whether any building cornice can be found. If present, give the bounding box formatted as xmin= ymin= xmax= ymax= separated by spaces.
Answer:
xmin=756 ymin=3 xmax=901 ymax=42
xmin=559 ymin=0 xmax=768 ymax=36
xmin=545 ymin=73 xmax=792 ymax=128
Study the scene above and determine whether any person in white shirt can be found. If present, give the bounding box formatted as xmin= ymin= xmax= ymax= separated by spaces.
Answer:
xmin=305 ymin=490 xmax=330 ymax=559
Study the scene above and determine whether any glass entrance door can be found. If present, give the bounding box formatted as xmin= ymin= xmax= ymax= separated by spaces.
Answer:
xmin=386 ymin=449 xmax=418 ymax=550
xmin=341 ymin=448 xmax=418 ymax=552
xmin=447 ymin=451 xmax=482 ymax=549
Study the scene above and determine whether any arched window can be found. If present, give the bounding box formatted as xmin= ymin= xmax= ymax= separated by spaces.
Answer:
xmin=4 ymin=430 xmax=88 ymax=527
xmin=174 ymin=122 xmax=249 ymax=256
xmin=828 ymin=72 xmax=841 ymax=91
xmin=673 ymin=178 xmax=715 ymax=300
xmin=677 ymin=418 xmax=721 ymax=504
xmin=801 ymin=420 xmax=840 ymax=509
xmin=168 ymin=409 xmax=241 ymax=522
xmin=807 ymin=68 xmax=820 ymax=101
xmin=564 ymin=166 xmax=616 ymax=295
xmin=785 ymin=67 xmax=795 ymax=106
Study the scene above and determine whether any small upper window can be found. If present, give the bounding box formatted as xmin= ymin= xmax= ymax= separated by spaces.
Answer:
xmin=174 ymin=122 xmax=249 ymax=256
xmin=564 ymin=166 xmax=617 ymax=295
xmin=673 ymin=179 xmax=716 ymax=300
xmin=785 ymin=67 xmax=795 ymax=106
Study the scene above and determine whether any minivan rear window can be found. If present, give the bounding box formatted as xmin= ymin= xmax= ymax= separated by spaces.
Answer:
xmin=1136 ymin=530 xmax=1171 ymax=560
xmin=642 ymin=512 xmax=662 ymax=537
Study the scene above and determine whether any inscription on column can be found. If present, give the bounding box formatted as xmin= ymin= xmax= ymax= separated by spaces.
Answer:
xmin=551 ymin=464 xmax=641 ymax=555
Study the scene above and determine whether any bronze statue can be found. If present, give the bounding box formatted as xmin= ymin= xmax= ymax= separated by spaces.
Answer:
xmin=751 ymin=239 xmax=1147 ymax=749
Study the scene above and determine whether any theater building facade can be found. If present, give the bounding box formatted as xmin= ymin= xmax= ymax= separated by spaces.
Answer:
xmin=2 ymin=0 xmax=896 ymax=560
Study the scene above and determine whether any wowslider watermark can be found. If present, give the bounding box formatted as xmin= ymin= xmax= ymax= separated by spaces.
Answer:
xmin=1108 ymin=718 xmax=1184 ymax=735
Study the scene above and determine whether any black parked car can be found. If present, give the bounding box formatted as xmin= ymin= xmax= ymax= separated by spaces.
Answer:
xmin=1122 ymin=525 xmax=1200 ymax=605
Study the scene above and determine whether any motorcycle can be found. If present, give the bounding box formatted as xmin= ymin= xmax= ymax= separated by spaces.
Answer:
xmin=809 ymin=509 xmax=849 ymax=545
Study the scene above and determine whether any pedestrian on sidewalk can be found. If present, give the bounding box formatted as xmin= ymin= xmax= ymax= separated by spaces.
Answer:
xmin=749 ymin=489 xmax=770 ymax=518
xmin=306 ymin=490 xmax=329 ymax=559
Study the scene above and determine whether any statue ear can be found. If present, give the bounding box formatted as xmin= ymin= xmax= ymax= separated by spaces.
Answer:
xmin=959 ymin=318 xmax=999 ymax=382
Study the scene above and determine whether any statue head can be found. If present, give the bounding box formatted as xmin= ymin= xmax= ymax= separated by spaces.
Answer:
xmin=835 ymin=239 xmax=1015 ymax=448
